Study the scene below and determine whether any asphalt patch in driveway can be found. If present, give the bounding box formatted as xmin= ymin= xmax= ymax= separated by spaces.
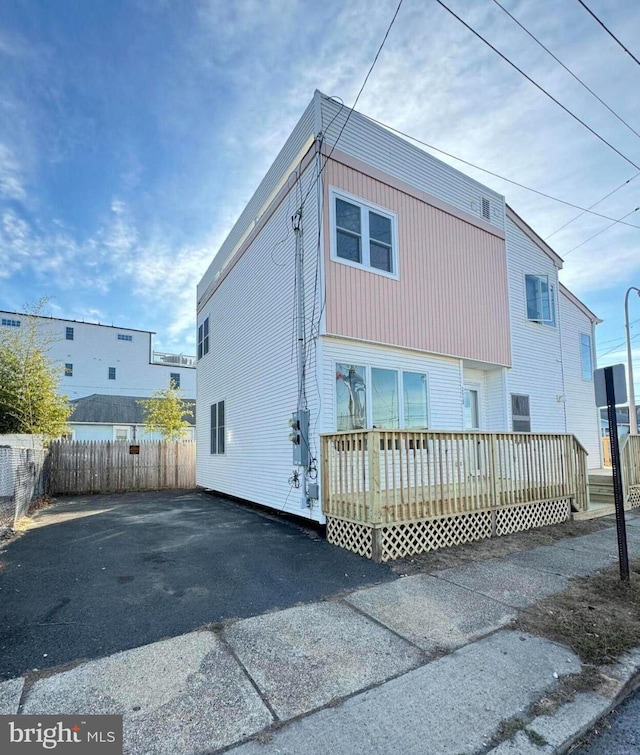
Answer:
xmin=0 ymin=490 xmax=393 ymax=680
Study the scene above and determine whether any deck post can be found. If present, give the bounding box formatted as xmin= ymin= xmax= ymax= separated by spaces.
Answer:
xmin=489 ymin=435 xmax=499 ymax=508
xmin=368 ymin=430 xmax=383 ymax=562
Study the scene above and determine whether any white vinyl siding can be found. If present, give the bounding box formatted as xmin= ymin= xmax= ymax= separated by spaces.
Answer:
xmin=196 ymin=161 xmax=322 ymax=520
xmin=505 ymin=216 xmax=565 ymax=433
xmin=321 ymin=338 xmax=462 ymax=434
xmin=560 ymin=290 xmax=602 ymax=468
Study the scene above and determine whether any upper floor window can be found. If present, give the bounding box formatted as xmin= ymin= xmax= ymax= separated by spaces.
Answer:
xmin=66 ymin=327 xmax=74 ymax=340
xmin=108 ymin=367 xmax=116 ymax=380
xmin=198 ymin=317 xmax=209 ymax=359
xmin=117 ymin=333 xmax=133 ymax=341
xmin=331 ymin=189 xmax=398 ymax=277
xmin=170 ymin=372 xmax=180 ymax=388
xmin=525 ymin=274 xmax=555 ymax=327
xmin=1 ymin=318 xmax=20 ymax=327
xmin=580 ymin=334 xmax=593 ymax=381
xmin=65 ymin=363 xmax=73 ymax=377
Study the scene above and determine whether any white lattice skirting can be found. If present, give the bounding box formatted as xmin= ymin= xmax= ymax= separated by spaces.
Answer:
xmin=327 ymin=498 xmax=572 ymax=562
xmin=627 ymin=485 xmax=640 ymax=509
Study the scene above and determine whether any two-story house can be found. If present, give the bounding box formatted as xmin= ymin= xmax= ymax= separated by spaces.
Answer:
xmin=196 ymin=92 xmax=601 ymax=557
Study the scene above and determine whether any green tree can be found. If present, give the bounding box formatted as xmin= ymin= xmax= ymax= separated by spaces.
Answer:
xmin=0 ymin=303 xmax=72 ymax=438
xmin=138 ymin=383 xmax=194 ymax=440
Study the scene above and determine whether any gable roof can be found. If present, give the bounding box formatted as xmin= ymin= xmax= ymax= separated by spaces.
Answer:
xmin=560 ymin=283 xmax=602 ymax=324
xmin=506 ymin=205 xmax=564 ymax=268
xmin=69 ymin=394 xmax=196 ymax=425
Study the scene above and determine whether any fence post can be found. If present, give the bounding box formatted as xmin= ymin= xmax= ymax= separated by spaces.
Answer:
xmin=489 ymin=435 xmax=499 ymax=509
xmin=368 ymin=431 xmax=383 ymax=562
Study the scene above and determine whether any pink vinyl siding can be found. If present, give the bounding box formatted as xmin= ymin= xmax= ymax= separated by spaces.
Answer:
xmin=324 ymin=159 xmax=512 ymax=367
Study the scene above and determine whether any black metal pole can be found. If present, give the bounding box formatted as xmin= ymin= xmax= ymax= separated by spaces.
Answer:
xmin=605 ymin=366 xmax=630 ymax=581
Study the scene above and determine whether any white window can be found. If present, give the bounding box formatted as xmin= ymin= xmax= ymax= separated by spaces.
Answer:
xmin=580 ymin=334 xmax=593 ymax=381
xmin=463 ymin=388 xmax=480 ymax=429
xmin=330 ymin=189 xmax=398 ymax=277
xmin=65 ymin=363 xmax=73 ymax=377
xmin=170 ymin=372 xmax=180 ymax=388
xmin=66 ymin=326 xmax=74 ymax=340
xmin=336 ymin=364 xmax=429 ymax=430
xmin=1 ymin=318 xmax=20 ymax=327
xmin=511 ymin=394 xmax=531 ymax=432
xmin=117 ymin=333 xmax=133 ymax=341
xmin=198 ymin=317 xmax=209 ymax=360
xmin=525 ymin=274 xmax=555 ymax=326
xmin=108 ymin=367 xmax=116 ymax=380
xmin=113 ymin=426 xmax=129 ymax=441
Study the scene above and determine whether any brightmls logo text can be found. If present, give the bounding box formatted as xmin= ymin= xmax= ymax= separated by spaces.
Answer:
xmin=2 ymin=716 xmax=122 ymax=754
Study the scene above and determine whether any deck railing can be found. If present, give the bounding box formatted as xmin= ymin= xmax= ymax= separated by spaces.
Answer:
xmin=321 ymin=430 xmax=589 ymax=560
xmin=620 ymin=434 xmax=640 ymax=504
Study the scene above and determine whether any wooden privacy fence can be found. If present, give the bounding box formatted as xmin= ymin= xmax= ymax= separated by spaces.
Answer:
xmin=621 ymin=434 xmax=640 ymax=508
xmin=49 ymin=440 xmax=196 ymax=494
xmin=321 ymin=430 xmax=589 ymax=562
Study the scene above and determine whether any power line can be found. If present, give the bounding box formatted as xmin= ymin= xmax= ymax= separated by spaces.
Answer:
xmin=597 ymin=317 xmax=640 ymax=347
xmin=433 ymin=0 xmax=640 ymax=171
xmin=361 ymin=111 xmax=640 ymax=230
xmin=563 ymin=206 xmax=640 ymax=257
xmin=545 ymin=173 xmax=640 ymax=239
xmin=492 ymin=0 xmax=640 ymax=141
xmin=598 ymin=332 xmax=640 ymax=358
xmin=577 ymin=0 xmax=640 ymax=69
xmin=300 ymin=0 xmax=404 ymax=210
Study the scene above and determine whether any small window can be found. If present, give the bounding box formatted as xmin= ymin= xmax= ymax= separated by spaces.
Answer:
xmin=66 ymin=327 xmax=74 ymax=340
xmin=117 ymin=333 xmax=133 ymax=341
xmin=336 ymin=364 xmax=367 ymax=430
xmin=332 ymin=191 xmax=397 ymax=276
xmin=170 ymin=372 xmax=180 ymax=388
xmin=108 ymin=367 xmax=116 ymax=380
xmin=511 ymin=394 xmax=531 ymax=432
xmin=481 ymin=197 xmax=491 ymax=220
xmin=65 ymin=363 xmax=73 ymax=377
xmin=1 ymin=318 xmax=20 ymax=327
xmin=525 ymin=274 xmax=555 ymax=327
xmin=210 ymin=400 xmax=225 ymax=454
xmin=114 ymin=426 xmax=129 ymax=441
xmin=580 ymin=334 xmax=593 ymax=381
xmin=403 ymin=371 xmax=429 ymax=429
xmin=198 ymin=317 xmax=209 ymax=359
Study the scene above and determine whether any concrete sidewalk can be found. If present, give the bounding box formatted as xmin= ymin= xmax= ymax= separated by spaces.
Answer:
xmin=3 ymin=510 xmax=640 ymax=755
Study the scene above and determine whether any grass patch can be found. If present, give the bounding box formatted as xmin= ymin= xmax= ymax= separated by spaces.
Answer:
xmin=514 ymin=560 xmax=640 ymax=666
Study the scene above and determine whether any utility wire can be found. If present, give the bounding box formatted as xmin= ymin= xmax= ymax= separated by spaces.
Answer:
xmin=563 ymin=206 xmax=640 ymax=257
xmin=597 ymin=317 xmax=640 ymax=347
xmin=576 ymin=0 xmax=640 ymax=69
xmin=545 ymin=173 xmax=640 ymax=239
xmin=492 ymin=0 xmax=640 ymax=141
xmin=598 ymin=332 xmax=640 ymax=358
xmin=361 ymin=111 xmax=640 ymax=230
xmin=433 ymin=0 xmax=640 ymax=171
xmin=299 ymin=0 xmax=404 ymax=210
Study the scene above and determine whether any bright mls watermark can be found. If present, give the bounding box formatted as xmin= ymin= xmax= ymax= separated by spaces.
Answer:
xmin=2 ymin=716 xmax=122 ymax=753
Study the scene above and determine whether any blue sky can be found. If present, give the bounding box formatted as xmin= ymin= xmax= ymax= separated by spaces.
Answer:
xmin=1 ymin=0 xmax=640 ymax=390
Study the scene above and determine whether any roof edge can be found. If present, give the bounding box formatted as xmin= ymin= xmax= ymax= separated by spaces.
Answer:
xmin=559 ymin=283 xmax=602 ymax=323
xmin=506 ymin=205 xmax=564 ymax=269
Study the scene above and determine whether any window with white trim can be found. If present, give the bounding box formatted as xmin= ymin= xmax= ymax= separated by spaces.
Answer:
xmin=65 ymin=363 xmax=73 ymax=377
xmin=117 ymin=333 xmax=133 ymax=341
xmin=108 ymin=367 xmax=116 ymax=380
xmin=525 ymin=274 xmax=555 ymax=326
xmin=170 ymin=372 xmax=180 ymax=388
xmin=114 ymin=426 xmax=129 ymax=441
xmin=511 ymin=394 xmax=531 ymax=432
xmin=331 ymin=190 xmax=397 ymax=276
xmin=1 ymin=318 xmax=20 ymax=327
xmin=198 ymin=317 xmax=209 ymax=360
xmin=66 ymin=327 xmax=74 ymax=340
xmin=210 ymin=400 xmax=225 ymax=454
xmin=336 ymin=365 xmax=429 ymax=430
xmin=580 ymin=334 xmax=593 ymax=381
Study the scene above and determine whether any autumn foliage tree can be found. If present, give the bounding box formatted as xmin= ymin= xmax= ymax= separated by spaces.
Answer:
xmin=138 ymin=382 xmax=193 ymax=441
xmin=0 ymin=304 xmax=72 ymax=438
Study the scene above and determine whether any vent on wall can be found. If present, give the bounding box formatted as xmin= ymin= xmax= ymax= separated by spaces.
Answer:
xmin=481 ymin=197 xmax=491 ymax=220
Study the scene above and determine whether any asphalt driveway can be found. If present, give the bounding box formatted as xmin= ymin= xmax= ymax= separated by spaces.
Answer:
xmin=0 ymin=490 xmax=394 ymax=680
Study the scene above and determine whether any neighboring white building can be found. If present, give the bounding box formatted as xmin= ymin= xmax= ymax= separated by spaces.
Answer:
xmin=0 ymin=313 xmax=196 ymax=400
xmin=195 ymin=91 xmax=602 ymax=523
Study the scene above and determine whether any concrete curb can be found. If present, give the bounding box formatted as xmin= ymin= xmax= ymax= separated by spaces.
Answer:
xmin=487 ymin=649 xmax=640 ymax=754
